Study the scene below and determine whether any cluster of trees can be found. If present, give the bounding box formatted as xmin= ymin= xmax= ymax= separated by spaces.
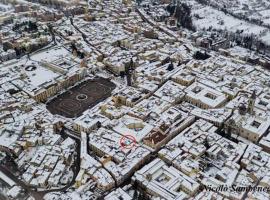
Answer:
xmin=64 ymin=29 xmax=73 ymax=36
xmin=70 ymin=43 xmax=85 ymax=59
xmin=230 ymin=32 xmax=269 ymax=54
xmin=197 ymin=0 xmax=270 ymax=29
xmin=206 ymin=28 xmax=270 ymax=55
xmin=193 ymin=51 xmax=211 ymax=60
xmin=12 ymin=20 xmax=38 ymax=32
xmin=14 ymin=47 xmax=26 ymax=57
xmin=231 ymin=32 xmax=254 ymax=50
xmin=195 ymin=0 xmax=270 ymax=55
xmin=132 ymin=181 xmax=151 ymax=200
xmin=136 ymin=0 xmax=143 ymax=5
xmin=166 ymin=2 xmax=195 ymax=31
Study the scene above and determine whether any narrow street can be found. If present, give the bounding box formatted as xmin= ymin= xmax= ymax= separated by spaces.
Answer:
xmin=0 ymin=165 xmax=44 ymax=200
xmin=70 ymin=19 xmax=104 ymax=57
xmin=0 ymin=129 xmax=81 ymax=200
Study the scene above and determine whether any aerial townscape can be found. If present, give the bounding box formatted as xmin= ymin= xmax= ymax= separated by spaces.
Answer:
xmin=1 ymin=0 xmax=270 ymax=199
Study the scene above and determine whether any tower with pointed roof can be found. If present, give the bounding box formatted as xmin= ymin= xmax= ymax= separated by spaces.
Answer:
xmin=247 ymin=90 xmax=256 ymax=115
xmin=126 ymin=58 xmax=134 ymax=86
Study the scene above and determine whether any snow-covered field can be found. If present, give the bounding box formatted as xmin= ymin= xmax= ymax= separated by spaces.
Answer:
xmin=183 ymin=0 xmax=270 ymax=45
xmin=0 ymin=3 xmax=13 ymax=14
xmin=203 ymin=0 xmax=270 ymax=26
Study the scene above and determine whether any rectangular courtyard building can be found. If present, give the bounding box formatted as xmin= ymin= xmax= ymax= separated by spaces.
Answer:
xmin=185 ymin=82 xmax=227 ymax=109
xmin=132 ymin=158 xmax=200 ymax=200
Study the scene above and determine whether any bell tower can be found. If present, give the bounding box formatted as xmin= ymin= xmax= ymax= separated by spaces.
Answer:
xmin=247 ymin=90 xmax=256 ymax=115
xmin=126 ymin=58 xmax=134 ymax=86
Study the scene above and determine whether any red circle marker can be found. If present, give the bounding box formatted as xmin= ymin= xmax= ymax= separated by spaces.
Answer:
xmin=120 ymin=135 xmax=137 ymax=149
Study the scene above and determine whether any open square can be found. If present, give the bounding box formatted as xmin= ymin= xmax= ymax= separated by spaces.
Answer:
xmin=47 ymin=77 xmax=116 ymax=118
